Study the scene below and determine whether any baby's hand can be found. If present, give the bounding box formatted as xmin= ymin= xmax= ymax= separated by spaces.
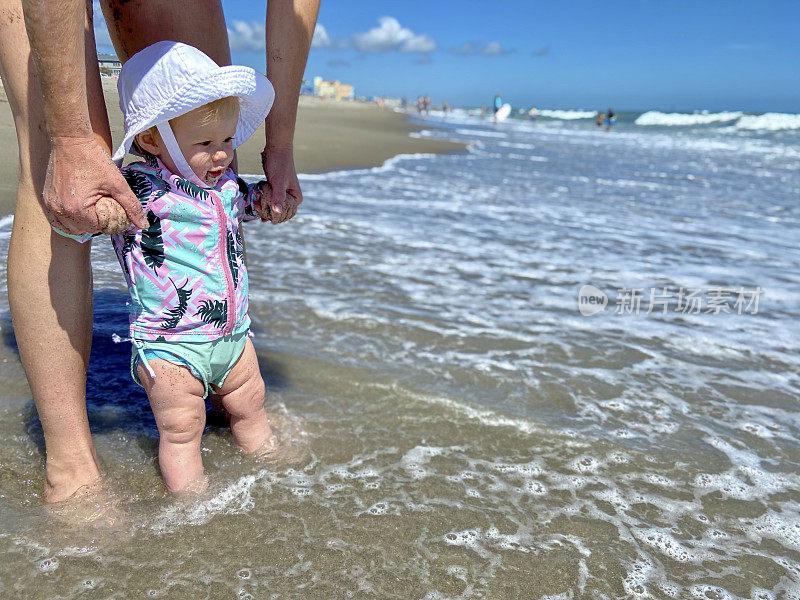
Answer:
xmin=96 ymin=196 xmax=133 ymax=234
xmin=253 ymin=181 xmax=273 ymax=223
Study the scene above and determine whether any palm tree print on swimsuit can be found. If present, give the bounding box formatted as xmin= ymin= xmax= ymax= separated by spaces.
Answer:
xmin=141 ymin=210 xmax=165 ymax=272
xmin=195 ymin=299 xmax=228 ymax=329
xmin=226 ymin=229 xmax=243 ymax=289
xmin=161 ymin=279 xmax=193 ymax=330
xmin=175 ymin=177 xmax=210 ymax=203
xmin=124 ymin=162 xmax=171 ymax=208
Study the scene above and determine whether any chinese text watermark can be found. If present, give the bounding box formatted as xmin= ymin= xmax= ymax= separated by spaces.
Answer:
xmin=578 ymin=284 xmax=762 ymax=316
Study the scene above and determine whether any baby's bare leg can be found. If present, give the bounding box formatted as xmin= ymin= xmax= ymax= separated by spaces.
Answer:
xmin=213 ymin=340 xmax=275 ymax=454
xmin=137 ymin=360 xmax=208 ymax=493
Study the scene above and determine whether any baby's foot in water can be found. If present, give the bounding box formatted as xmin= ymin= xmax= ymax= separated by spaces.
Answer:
xmin=170 ymin=473 xmax=209 ymax=497
xmin=249 ymin=431 xmax=280 ymax=459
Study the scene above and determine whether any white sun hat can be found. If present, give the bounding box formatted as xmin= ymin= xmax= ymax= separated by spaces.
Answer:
xmin=112 ymin=41 xmax=274 ymax=186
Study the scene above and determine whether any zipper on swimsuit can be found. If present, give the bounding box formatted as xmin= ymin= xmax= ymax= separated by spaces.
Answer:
xmin=211 ymin=191 xmax=236 ymax=336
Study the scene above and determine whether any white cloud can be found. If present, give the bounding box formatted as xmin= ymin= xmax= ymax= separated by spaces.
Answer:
xmin=401 ymin=33 xmax=436 ymax=54
xmin=352 ymin=17 xmax=435 ymax=54
xmin=92 ymin=2 xmax=113 ymax=49
xmin=451 ymin=41 xmax=478 ymax=55
xmin=312 ymin=23 xmax=330 ymax=49
xmin=480 ymin=42 xmax=504 ymax=56
xmin=227 ymin=20 xmax=266 ymax=53
xmin=451 ymin=40 xmax=513 ymax=57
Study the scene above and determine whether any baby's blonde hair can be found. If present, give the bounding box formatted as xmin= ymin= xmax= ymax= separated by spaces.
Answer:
xmin=132 ymin=96 xmax=240 ymax=155
xmin=184 ymin=95 xmax=240 ymax=127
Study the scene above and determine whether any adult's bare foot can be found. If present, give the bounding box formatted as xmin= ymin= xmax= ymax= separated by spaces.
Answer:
xmin=44 ymin=459 xmax=103 ymax=504
xmin=46 ymin=477 xmax=127 ymax=530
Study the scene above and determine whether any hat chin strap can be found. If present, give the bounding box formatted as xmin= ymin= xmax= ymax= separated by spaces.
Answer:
xmin=155 ymin=122 xmax=209 ymax=189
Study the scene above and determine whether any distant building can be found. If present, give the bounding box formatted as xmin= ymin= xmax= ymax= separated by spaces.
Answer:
xmin=313 ymin=76 xmax=354 ymax=101
xmin=98 ymin=53 xmax=121 ymax=77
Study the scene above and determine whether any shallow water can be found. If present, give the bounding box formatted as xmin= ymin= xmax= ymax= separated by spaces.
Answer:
xmin=0 ymin=113 xmax=799 ymax=599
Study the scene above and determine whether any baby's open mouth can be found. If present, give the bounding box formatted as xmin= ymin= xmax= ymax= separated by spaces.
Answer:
xmin=205 ymin=168 xmax=225 ymax=181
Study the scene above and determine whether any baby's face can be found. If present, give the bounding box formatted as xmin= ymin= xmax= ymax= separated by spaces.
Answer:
xmin=167 ymin=106 xmax=238 ymax=187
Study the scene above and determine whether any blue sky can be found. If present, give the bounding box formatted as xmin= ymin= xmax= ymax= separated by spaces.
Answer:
xmin=95 ymin=1 xmax=800 ymax=112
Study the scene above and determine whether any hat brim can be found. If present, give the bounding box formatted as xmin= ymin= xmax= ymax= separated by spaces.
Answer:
xmin=112 ymin=65 xmax=274 ymax=164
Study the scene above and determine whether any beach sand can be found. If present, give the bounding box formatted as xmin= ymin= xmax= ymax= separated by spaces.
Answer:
xmin=0 ymin=79 xmax=465 ymax=216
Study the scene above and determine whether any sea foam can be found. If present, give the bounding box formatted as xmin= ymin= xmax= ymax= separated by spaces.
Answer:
xmin=538 ymin=109 xmax=597 ymax=120
xmin=735 ymin=112 xmax=800 ymax=131
xmin=635 ymin=111 xmax=743 ymax=126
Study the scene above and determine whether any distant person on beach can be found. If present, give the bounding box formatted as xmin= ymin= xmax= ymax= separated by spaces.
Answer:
xmin=442 ymin=100 xmax=449 ymax=115
xmin=596 ymin=112 xmax=605 ymax=127
xmin=493 ymin=94 xmax=504 ymax=123
xmin=529 ymin=107 xmax=538 ymax=121
xmin=605 ymin=108 xmax=617 ymax=131
xmin=493 ymin=94 xmax=503 ymax=115
xmin=109 ymin=42 xmax=278 ymax=493
xmin=424 ymin=96 xmax=431 ymax=116
xmin=481 ymin=104 xmax=487 ymax=119
xmin=0 ymin=0 xmax=318 ymax=503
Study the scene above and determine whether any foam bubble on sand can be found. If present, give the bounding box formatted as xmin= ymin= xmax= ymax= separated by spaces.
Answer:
xmin=569 ymin=455 xmax=604 ymax=474
xmin=443 ymin=529 xmax=482 ymax=549
xmin=633 ymin=528 xmax=710 ymax=564
xmin=36 ymin=557 xmax=60 ymax=573
xmin=690 ymin=433 xmax=798 ymax=501
xmin=400 ymin=445 xmax=454 ymax=480
xmin=688 ymin=584 xmax=737 ymax=599
xmin=744 ymin=511 xmax=800 ymax=553
xmin=622 ymin=558 xmax=657 ymax=597
xmin=360 ymin=500 xmax=393 ymax=516
xmin=150 ymin=471 xmax=267 ymax=530
xmin=443 ymin=526 xmax=532 ymax=559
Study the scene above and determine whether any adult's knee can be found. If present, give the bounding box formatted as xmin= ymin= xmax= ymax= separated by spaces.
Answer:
xmin=157 ymin=405 xmax=206 ymax=445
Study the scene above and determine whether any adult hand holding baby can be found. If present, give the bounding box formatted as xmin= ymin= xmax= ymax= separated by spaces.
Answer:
xmin=260 ymin=145 xmax=301 ymax=224
xmin=45 ymin=137 xmax=149 ymax=235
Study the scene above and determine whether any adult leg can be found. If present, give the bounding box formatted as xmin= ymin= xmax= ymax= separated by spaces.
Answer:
xmin=101 ymin=0 xmax=231 ymax=65
xmin=136 ymin=360 xmax=208 ymax=493
xmin=0 ymin=0 xmax=113 ymax=503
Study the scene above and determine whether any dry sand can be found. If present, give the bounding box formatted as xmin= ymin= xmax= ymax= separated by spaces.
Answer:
xmin=0 ymin=79 xmax=465 ymax=215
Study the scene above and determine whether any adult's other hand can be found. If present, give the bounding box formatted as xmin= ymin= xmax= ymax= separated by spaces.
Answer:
xmin=44 ymin=137 xmax=149 ymax=235
xmin=261 ymin=145 xmax=301 ymax=225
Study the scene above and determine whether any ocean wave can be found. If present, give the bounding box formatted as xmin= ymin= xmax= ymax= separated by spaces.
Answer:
xmin=635 ymin=111 xmax=743 ymax=126
xmin=538 ymin=109 xmax=596 ymax=120
xmin=455 ymin=128 xmax=506 ymax=138
xmin=735 ymin=112 xmax=800 ymax=131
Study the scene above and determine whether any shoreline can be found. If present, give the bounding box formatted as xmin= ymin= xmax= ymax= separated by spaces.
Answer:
xmin=0 ymin=80 xmax=466 ymax=216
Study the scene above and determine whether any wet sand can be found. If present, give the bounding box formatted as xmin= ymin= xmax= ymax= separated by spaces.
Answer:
xmin=0 ymin=79 xmax=465 ymax=215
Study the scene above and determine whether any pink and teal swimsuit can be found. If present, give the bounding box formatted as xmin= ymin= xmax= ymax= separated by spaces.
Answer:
xmin=111 ymin=156 xmax=262 ymax=395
